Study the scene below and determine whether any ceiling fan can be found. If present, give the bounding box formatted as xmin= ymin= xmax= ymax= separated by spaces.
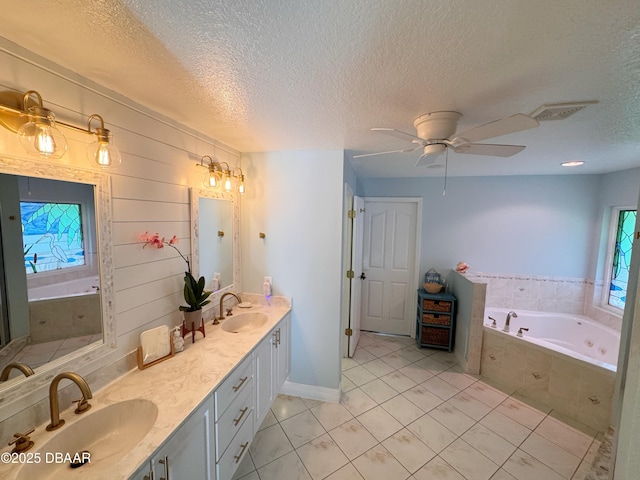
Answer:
xmin=354 ymin=111 xmax=539 ymax=166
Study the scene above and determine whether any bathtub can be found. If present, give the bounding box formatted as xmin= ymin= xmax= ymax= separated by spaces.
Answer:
xmin=28 ymin=276 xmax=100 ymax=301
xmin=484 ymin=307 xmax=619 ymax=371
xmin=27 ymin=276 xmax=102 ymax=343
xmin=481 ymin=307 xmax=619 ymax=431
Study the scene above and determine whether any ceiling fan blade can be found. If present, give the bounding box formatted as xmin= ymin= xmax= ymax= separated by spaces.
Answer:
xmin=371 ymin=127 xmax=424 ymax=143
xmin=353 ymin=146 xmax=420 ymax=158
xmin=453 ymin=143 xmax=526 ymax=157
xmin=453 ymin=114 xmax=539 ymax=143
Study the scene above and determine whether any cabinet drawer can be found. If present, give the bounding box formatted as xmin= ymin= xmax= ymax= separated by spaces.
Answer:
xmin=420 ymin=326 xmax=451 ymax=347
xmin=422 ymin=299 xmax=452 ymax=313
xmin=217 ymin=411 xmax=254 ymax=480
xmin=216 ymin=384 xmax=253 ymax=461
xmin=215 ymin=355 xmax=253 ymax=419
xmin=421 ymin=313 xmax=451 ymax=326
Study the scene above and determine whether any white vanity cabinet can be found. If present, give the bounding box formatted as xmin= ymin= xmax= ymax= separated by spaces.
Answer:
xmin=214 ymin=355 xmax=254 ymax=480
xmin=136 ymin=395 xmax=215 ymax=480
xmin=254 ymin=313 xmax=291 ymax=429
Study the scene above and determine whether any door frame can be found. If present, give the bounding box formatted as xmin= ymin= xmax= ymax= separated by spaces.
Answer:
xmin=361 ymin=196 xmax=423 ymax=338
xmin=341 ymin=183 xmax=354 ymax=358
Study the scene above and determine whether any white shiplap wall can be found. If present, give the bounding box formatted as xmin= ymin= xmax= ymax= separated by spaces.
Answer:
xmin=0 ymin=38 xmax=242 ymax=418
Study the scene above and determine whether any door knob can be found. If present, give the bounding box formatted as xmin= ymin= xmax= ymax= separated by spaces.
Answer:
xmin=360 ymin=273 xmax=366 ymax=280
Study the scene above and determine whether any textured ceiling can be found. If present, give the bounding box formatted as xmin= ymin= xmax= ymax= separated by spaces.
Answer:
xmin=0 ymin=0 xmax=639 ymax=177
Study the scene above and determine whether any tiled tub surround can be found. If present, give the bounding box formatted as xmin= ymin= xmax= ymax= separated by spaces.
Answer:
xmin=467 ymin=272 xmax=622 ymax=331
xmin=0 ymin=294 xmax=291 ymax=480
xmin=234 ymin=332 xmax=602 ymax=480
xmin=481 ymin=325 xmax=615 ymax=432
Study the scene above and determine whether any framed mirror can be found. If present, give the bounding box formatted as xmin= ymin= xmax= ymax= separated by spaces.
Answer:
xmin=190 ymin=187 xmax=239 ymax=309
xmin=0 ymin=155 xmax=115 ymax=406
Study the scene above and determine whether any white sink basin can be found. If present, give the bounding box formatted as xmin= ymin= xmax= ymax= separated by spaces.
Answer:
xmin=221 ymin=312 xmax=268 ymax=333
xmin=16 ymin=399 xmax=157 ymax=480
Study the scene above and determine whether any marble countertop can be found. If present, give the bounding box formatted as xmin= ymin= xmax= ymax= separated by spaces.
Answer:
xmin=0 ymin=294 xmax=291 ymax=480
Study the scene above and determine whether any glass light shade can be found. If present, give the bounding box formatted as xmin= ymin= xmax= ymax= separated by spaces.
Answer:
xmin=224 ymin=174 xmax=232 ymax=192
xmin=17 ymin=108 xmax=68 ymax=159
xmin=238 ymin=181 xmax=245 ymax=194
xmin=202 ymin=170 xmax=220 ymax=188
xmin=87 ymin=140 xmax=121 ymax=168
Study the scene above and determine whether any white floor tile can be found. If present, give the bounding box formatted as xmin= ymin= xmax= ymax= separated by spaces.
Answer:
xmin=462 ymin=423 xmax=518 ymax=465
xmin=380 ymin=371 xmax=417 ymax=392
xmin=271 ymin=395 xmax=309 ymax=421
xmin=447 ymin=390 xmax=492 ymax=421
xmin=440 ymin=438 xmax=499 ymax=480
xmin=496 ymin=397 xmax=546 ymax=430
xmin=248 ymin=423 xmax=293 ymax=469
xmin=380 ymin=394 xmax=426 ymax=426
xmin=329 ymin=418 xmax=379 ymax=460
xmin=341 ymin=387 xmax=379 ymax=416
xmin=297 ymin=433 xmax=350 ymax=480
xmin=465 ymin=381 xmax=509 ymax=408
xmin=407 ymin=413 xmax=457 ymax=453
xmin=398 ymin=363 xmax=435 ymax=384
xmin=352 ymin=444 xmax=411 ymax=480
xmin=534 ymin=415 xmax=594 ymax=458
xmin=413 ymin=456 xmax=466 ymax=480
xmin=357 ymin=405 xmax=403 ymax=441
xmin=403 ymin=385 xmax=443 ymax=412
xmin=311 ymin=402 xmax=354 ymax=431
xmin=480 ymin=410 xmax=532 ymax=446
xmin=438 ymin=368 xmax=478 ymax=390
xmin=257 ymin=451 xmax=312 ymax=480
xmin=325 ymin=463 xmax=366 ymax=480
xmin=360 ymin=379 xmax=398 ymax=404
xmin=503 ymin=449 xmax=565 ymax=480
xmin=520 ymin=432 xmax=581 ymax=478
xmin=422 ymin=376 xmax=461 ymax=400
xmin=361 ymin=358 xmax=396 ymax=377
xmin=344 ymin=365 xmax=379 ymax=386
xmin=428 ymin=403 xmax=476 ymax=436
xmin=382 ymin=428 xmax=435 ymax=474
xmin=280 ymin=410 xmax=326 ymax=448
xmin=380 ymin=352 xmax=413 ymax=369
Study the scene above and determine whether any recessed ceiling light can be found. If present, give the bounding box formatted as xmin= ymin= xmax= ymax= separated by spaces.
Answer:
xmin=561 ymin=161 xmax=585 ymax=167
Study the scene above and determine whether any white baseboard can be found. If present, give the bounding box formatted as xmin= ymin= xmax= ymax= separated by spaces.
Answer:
xmin=280 ymin=380 xmax=341 ymax=403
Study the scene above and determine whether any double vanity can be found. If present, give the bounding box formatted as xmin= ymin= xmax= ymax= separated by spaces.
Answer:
xmin=0 ymin=294 xmax=291 ymax=480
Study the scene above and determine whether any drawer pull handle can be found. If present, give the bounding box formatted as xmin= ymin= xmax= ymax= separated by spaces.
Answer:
xmin=232 ymin=376 xmax=248 ymax=392
xmin=234 ymin=442 xmax=249 ymax=463
xmin=233 ymin=406 xmax=249 ymax=426
xmin=158 ymin=455 xmax=169 ymax=480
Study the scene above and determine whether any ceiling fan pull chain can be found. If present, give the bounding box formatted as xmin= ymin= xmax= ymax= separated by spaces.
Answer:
xmin=443 ymin=147 xmax=449 ymax=196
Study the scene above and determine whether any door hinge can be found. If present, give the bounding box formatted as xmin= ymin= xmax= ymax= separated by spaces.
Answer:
xmin=635 ymin=231 xmax=640 ymax=240
xmin=345 ymin=328 xmax=353 ymax=336
xmin=346 ymin=270 xmax=354 ymax=279
xmin=348 ymin=209 xmax=356 ymax=219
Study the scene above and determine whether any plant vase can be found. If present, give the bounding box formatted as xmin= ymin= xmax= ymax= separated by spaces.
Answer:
xmin=182 ymin=309 xmax=205 ymax=343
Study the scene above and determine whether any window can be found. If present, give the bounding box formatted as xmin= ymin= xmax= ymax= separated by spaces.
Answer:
xmin=607 ymin=208 xmax=637 ymax=309
xmin=21 ymin=202 xmax=85 ymax=274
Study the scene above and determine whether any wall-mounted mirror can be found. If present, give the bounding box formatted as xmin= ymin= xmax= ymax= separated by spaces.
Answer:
xmin=190 ymin=188 xmax=239 ymax=305
xmin=0 ymin=156 xmax=115 ymax=406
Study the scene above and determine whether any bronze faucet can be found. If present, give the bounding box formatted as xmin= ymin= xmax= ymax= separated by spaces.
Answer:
xmin=46 ymin=372 xmax=93 ymax=431
xmin=214 ymin=292 xmax=242 ymax=324
xmin=0 ymin=362 xmax=35 ymax=381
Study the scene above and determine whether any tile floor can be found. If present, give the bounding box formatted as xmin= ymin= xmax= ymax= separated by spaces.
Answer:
xmin=234 ymin=331 xmax=602 ymax=480
xmin=5 ymin=334 xmax=102 ymax=373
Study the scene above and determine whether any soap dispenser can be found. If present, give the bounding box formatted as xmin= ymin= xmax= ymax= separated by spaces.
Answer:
xmin=173 ymin=326 xmax=184 ymax=353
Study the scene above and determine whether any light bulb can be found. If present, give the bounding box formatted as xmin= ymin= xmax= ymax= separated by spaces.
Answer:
xmin=17 ymin=107 xmax=67 ymax=159
xmin=224 ymin=174 xmax=232 ymax=192
xmin=87 ymin=130 xmax=121 ymax=168
xmin=238 ymin=182 xmax=245 ymax=194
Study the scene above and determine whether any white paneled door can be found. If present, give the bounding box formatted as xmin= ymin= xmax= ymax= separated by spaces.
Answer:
xmin=361 ymin=199 xmax=418 ymax=335
xmin=347 ymin=196 xmax=364 ymax=356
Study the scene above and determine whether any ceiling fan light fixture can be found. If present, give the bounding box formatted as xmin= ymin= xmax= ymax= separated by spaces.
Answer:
xmin=561 ymin=160 xmax=585 ymax=167
xmin=423 ymin=144 xmax=446 ymax=156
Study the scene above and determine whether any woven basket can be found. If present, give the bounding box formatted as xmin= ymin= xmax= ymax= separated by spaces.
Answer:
xmin=423 ymin=282 xmax=442 ymax=294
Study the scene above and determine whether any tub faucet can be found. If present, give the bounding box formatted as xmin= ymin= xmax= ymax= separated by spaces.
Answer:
xmin=0 ymin=362 xmax=35 ymax=381
xmin=46 ymin=372 xmax=93 ymax=431
xmin=215 ymin=292 xmax=242 ymax=324
xmin=503 ymin=311 xmax=518 ymax=332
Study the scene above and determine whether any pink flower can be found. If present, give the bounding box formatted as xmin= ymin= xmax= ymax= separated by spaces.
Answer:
xmin=169 ymin=235 xmax=179 ymax=245
xmin=140 ymin=232 xmax=191 ymax=272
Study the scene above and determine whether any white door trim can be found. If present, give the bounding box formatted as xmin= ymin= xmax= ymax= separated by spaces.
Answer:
xmin=362 ymin=197 xmax=422 ymax=338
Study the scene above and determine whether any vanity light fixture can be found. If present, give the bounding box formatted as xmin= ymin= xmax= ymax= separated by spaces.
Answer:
xmin=0 ymin=89 xmax=121 ymax=167
xmin=196 ymin=156 xmax=246 ymax=193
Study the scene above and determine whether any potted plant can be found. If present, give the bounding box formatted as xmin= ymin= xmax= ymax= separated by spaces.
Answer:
xmin=180 ymin=271 xmax=213 ymax=319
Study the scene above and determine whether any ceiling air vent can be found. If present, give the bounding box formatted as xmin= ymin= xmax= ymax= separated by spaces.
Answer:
xmin=531 ymin=101 xmax=598 ymax=121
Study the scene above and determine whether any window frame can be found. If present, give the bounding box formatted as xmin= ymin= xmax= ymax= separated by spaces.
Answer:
xmin=602 ymin=205 xmax=637 ymax=311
